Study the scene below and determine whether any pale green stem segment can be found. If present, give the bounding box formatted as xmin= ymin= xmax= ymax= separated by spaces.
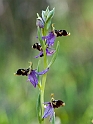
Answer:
xmin=40 ymin=28 xmax=48 ymax=124
xmin=51 ymin=112 xmax=55 ymax=124
xmin=37 ymin=7 xmax=55 ymax=123
xmin=37 ymin=26 xmax=48 ymax=124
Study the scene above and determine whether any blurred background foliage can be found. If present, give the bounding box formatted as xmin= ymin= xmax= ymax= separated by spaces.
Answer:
xmin=0 ymin=0 xmax=93 ymax=124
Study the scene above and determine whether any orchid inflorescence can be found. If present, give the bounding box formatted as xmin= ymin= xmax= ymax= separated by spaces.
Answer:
xmin=15 ymin=6 xmax=70 ymax=123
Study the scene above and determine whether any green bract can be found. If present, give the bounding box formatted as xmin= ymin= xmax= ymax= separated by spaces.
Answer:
xmin=41 ymin=7 xmax=55 ymax=31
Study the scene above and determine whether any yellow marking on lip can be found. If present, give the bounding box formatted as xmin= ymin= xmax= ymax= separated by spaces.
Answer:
xmin=68 ymin=32 xmax=70 ymax=36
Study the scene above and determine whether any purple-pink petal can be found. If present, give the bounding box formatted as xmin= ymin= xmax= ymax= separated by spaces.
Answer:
xmin=35 ymin=51 xmax=43 ymax=58
xmin=35 ymin=48 xmax=55 ymax=58
xmin=42 ymin=103 xmax=54 ymax=119
xmin=43 ymin=102 xmax=50 ymax=105
xmin=49 ymin=109 xmax=54 ymax=121
xmin=46 ymin=48 xmax=55 ymax=56
xmin=35 ymin=68 xmax=49 ymax=75
xmin=42 ymin=32 xmax=56 ymax=47
xmin=28 ymin=70 xmax=38 ymax=87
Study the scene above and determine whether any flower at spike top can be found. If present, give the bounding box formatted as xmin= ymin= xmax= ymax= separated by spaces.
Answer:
xmin=36 ymin=16 xmax=44 ymax=28
xmin=42 ymin=94 xmax=65 ymax=121
xmin=15 ymin=62 xmax=49 ymax=87
xmin=32 ymin=27 xmax=70 ymax=58
xmin=42 ymin=28 xmax=70 ymax=47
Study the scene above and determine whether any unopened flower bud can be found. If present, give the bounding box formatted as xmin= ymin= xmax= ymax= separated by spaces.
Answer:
xmin=36 ymin=17 xmax=44 ymax=28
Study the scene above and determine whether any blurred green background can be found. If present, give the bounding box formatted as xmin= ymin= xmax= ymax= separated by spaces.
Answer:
xmin=0 ymin=0 xmax=93 ymax=124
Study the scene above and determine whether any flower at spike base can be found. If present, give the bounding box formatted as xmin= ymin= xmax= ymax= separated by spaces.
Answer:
xmin=15 ymin=63 xmax=49 ymax=87
xmin=42 ymin=94 xmax=65 ymax=121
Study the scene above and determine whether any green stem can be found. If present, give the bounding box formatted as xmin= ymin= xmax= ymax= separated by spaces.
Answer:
xmin=41 ymin=52 xmax=48 ymax=121
xmin=51 ymin=112 xmax=55 ymax=124
xmin=40 ymin=28 xmax=48 ymax=123
xmin=41 ymin=73 xmax=47 ymax=112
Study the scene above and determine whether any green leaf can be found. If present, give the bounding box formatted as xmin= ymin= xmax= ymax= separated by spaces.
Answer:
xmin=46 ymin=19 xmax=52 ymax=31
xmin=42 ymin=10 xmax=46 ymax=22
xmin=37 ymin=27 xmax=43 ymax=46
xmin=46 ymin=8 xmax=55 ymax=30
xmin=42 ymin=6 xmax=49 ymax=22
xmin=37 ymin=60 xmax=40 ymax=81
xmin=46 ymin=6 xmax=49 ymax=13
xmin=46 ymin=8 xmax=55 ymax=22
xmin=48 ymin=41 xmax=59 ymax=68
xmin=36 ymin=93 xmax=42 ymax=123
xmin=42 ymin=7 xmax=55 ymax=26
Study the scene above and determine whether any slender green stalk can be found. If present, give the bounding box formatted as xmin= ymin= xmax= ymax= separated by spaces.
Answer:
xmin=37 ymin=7 xmax=55 ymax=123
xmin=51 ymin=112 xmax=55 ymax=124
xmin=40 ymin=73 xmax=47 ymax=114
xmin=40 ymin=28 xmax=48 ymax=123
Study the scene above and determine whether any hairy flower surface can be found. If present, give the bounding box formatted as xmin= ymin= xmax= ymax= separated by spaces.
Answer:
xmin=28 ymin=68 xmax=49 ymax=87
